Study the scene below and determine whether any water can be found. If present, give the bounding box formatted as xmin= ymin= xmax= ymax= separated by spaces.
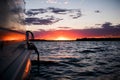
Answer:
xmin=30 ymin=41 xmax=120 ymax=80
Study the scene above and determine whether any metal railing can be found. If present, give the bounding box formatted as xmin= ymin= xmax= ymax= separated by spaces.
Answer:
xmin=26 ymin=31 xmax=39 ymax=73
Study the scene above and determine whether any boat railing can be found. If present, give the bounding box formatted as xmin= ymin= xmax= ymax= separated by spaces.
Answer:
xmin=26 ymin=31 xmax=40 ymax=73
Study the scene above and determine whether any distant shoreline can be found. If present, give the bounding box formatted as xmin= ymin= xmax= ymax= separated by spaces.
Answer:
xmin=76 ymin=38 xmax=120 ymax=41
xmin=30 ymin=38 xmax=120 ymax=41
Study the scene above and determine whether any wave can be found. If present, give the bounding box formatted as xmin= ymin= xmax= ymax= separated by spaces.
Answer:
xmin=30 ymin=41 xmax=120 ymax=80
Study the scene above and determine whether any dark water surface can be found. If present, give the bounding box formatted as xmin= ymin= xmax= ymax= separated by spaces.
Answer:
xmin=30 ymin=41 xmax=120 ymax=80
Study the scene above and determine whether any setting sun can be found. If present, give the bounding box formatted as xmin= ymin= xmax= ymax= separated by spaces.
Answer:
xmin=55 ymin=36 xmax=70 ymax=40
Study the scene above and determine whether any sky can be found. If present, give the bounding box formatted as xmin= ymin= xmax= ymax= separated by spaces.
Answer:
xmin=25 ymin=0 xmax=120 ymax=40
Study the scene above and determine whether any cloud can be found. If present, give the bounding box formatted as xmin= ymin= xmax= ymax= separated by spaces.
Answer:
xmin=11 ymin=7 xmax=23 ymax=14
xmin=26 ymin=7 xmax=81 ymax=16
xmin=25 ymin=17 xmax=62 ymax=25
xmin=25 ymin=7 xmax=81 ymax=25
xmin=58 ymin=27 xmax=71 ymax=29
xmin=46 ymin=0 xmax=69 ymax=4
xmin=33 ymin=22 xmax=120 ymax=39
xmin=71 ymin=22 xmax=120 ymax=37
xmin=64 ymin=1 xmax=69 ymax=4
xmin=79 ymin=23 xmax=120 ymax=37
xmin=95 ymin=24 xmax=101 ymax=26
xmin=25 ymin=9 xmax=47 ymax=16
xmin=70 ymin=13 xmax=81 ymax=19
xmin=46 ymin=0 xmax=57 ymax=3
xmin=101 ymin=22 xmax=113 ymax=29
xmin=48 ymin=7 xmax=70 ymax=14
xmin=95 ymin=10 xmax=101 ymax=13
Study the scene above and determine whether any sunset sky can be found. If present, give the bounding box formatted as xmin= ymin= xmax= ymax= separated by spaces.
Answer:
xmin=25 ymin=0 xmax=120 ymax=40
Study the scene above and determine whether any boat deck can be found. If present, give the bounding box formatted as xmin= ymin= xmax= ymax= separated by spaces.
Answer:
xmin=0 ymin=42 xmax=31 ymax=80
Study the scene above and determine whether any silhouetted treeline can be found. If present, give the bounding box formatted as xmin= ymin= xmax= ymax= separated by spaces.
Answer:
xmin=76 ymin=38 xmax=120 ymax=41
xmin=30 ymin=39 xmax=47 ymax=41
xmin=29 ymin=38 xmax=120 ymax=42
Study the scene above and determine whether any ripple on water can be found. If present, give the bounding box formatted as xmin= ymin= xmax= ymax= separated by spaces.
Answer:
xmin=30 ymin=41 xmax=120 ymax=80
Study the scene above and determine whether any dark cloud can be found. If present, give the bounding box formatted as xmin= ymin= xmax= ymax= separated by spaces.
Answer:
xmin=71 ymin=13 xmax=81 ymax=19
xmin=116 ymin=24 xmax=120 ymax=28
xmin=95 ymin=10 xmax=101 ymax=13
xmin=25 ymin=7 xmax=81 ymax=25
xmin=11 ymin=7 xmax=23 ymax=13
xmin=25 ymin=17 xmax=62 ymax=25
xmin=34 ymin=19 xmax=53 ymax=25
xmin=33 ymin=22 xmax=120 ymax=39
xmin=71 ymin=23 xmax=120 ymax=37
xmin=26 ymin=7 xmax=81 ymax=16
xmin=101 ymin=22 xmax=113 ymax=29
xmin=47 ymin=7 xmax=81 ymax=19
xmin=47 ymin=7 xmax=69 ymax=14
xmin=26 ymin=8 xmax=47 ymax=16
xmin=25 ymin=18 xmax=39 ymax=24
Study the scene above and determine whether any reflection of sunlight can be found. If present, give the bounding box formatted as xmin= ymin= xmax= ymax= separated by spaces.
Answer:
xmin=39 ymin=55 xmax=79 ymax=62
xmin=55 ymin=36 xmax=70 ymax=40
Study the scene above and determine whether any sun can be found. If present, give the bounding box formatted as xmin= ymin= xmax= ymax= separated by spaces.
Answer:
xmin=55 ymin=36 xmax=70 ymax=40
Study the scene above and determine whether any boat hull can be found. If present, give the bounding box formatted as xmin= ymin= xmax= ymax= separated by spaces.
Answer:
xmin=0 ymin=0 xmax=31 ymax=80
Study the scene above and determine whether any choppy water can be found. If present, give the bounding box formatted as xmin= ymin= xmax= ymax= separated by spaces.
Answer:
xmin=30 ymin=41 xmax=120 ymax=80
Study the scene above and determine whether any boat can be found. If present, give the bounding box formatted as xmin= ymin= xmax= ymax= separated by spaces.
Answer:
xmin=0 ymin=0 xmax=36 ymax=80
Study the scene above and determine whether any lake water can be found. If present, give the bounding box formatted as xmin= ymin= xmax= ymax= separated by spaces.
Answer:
xmin=30 ymin=41 xmax=120 ymax=80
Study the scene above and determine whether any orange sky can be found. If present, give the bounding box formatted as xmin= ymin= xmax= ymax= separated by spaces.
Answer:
xmin=35 ymin=30 xmax=80 ymax=40
xmin=25 ymin=0 xmax=120 ymax=40
xmin=0 ymin=31 xmax=25 ymax=41
xmin=34 ymin=25 xmax=120 ymax=40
